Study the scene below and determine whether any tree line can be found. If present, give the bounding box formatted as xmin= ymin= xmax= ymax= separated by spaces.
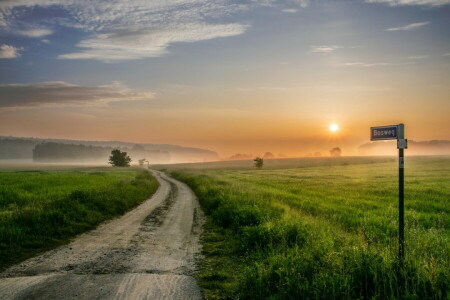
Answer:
xmin=32 ymin=142 xmax=170 ymax=163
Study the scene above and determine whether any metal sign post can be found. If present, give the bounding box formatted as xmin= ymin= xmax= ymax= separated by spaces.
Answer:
xmin=370 ymin=124 xmax=407 ymax=260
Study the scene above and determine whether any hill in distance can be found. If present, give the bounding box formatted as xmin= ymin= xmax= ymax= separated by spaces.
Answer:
xmin=0 ymin=136 xmax=219 ymax=164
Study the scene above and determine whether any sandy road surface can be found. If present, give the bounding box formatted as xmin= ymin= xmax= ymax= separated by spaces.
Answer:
xmin=0 ymin=170 xmax=204 ymax=300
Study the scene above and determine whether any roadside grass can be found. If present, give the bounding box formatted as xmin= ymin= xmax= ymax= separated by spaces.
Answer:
xmin=159 ymin=156 xmax=449 ymax=299
xmin=0 ymin=168 xmax=158 ymax=271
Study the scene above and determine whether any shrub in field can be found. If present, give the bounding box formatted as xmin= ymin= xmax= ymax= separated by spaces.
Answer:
xmin=254 ymin=157 xmax=264 ymax=169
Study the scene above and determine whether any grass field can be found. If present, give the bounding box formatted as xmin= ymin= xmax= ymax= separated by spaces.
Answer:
xmin=158 ymin=156 xmax=450 ymax=299
xmin=0 ymin=167 xmax=158 ymax=271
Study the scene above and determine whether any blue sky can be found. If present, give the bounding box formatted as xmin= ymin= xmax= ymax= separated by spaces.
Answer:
xmin=0 ymin=0 xmax=449 ymax=156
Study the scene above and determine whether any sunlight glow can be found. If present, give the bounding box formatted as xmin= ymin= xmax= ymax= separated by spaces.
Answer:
xmin=329 ymin=123 xmax=339 ymax=132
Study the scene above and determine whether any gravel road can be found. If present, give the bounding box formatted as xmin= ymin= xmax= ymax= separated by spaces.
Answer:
xmin=0 ymin=170 xmax=204 ymax=300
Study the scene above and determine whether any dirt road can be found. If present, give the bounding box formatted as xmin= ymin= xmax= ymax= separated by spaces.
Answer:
xmin=0 ymin=171 xmax=204 ymax=299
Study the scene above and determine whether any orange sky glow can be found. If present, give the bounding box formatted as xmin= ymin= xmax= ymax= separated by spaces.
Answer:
xmin=0 ymin=1 xmax=449 ymax=158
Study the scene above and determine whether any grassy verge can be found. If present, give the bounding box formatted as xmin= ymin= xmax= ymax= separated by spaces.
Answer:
xmin=161 ymin=157 xmax=449 ymax=299
xmin=0 ymin=168 xmax=158 ymax=271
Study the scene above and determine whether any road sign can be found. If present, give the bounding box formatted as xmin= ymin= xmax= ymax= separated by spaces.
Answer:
xmin=370 ymin=123 xmax=407 ymax=264
xmin=370 ymin=125 xmax=398 ymax=140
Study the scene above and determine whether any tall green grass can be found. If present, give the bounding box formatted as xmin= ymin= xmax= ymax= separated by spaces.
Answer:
xmin=0 ymin=168 xmax=158 ymax=270
xmin=162 ymin=157 xmax=449 ymax=299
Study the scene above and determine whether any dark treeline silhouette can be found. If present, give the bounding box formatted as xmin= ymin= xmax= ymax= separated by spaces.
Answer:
xmin=33 ymin=142 xmax=111 ymax=162
xmin=0 ymin=138 xmax=37 ymax=159
xmin=32 ymin=142 xmax=171 ymax=163
xmin=128 ymin=145 xmax=170 ymax=163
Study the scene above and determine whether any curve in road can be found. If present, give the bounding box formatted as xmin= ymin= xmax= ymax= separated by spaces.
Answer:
xmin=0 ymin=170 xmax=204 ymax=300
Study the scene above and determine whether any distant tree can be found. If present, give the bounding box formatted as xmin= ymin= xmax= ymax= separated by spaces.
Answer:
xmin=254 ymin=157 xmax=264 ymax=169
xmin=330 ymin=147 xmax=342 ymax=157
xmin=109 ymin=149 xmax=132 ymax=167
xmin=263 ymin=152 xmax=275 ymax=159
xmin=138 ymin=158 xmax=147 ymax=166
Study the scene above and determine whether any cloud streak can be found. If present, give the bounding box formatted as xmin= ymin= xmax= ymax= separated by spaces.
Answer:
xmin=15 ymin=28 xmax=53 ymax=37
xmin=366 ymin=0 xmax=450 ymax=6
xmin=282 ymin=8 xmax=298 ymax=13
xmin=59 ymin=23 xmax=249 ymax=62
xmin=251 ymin=0 xmax=309 ymax=9
xmin=0 ymin=44 xmax=21 ymax=58
xmin=310 ymin=45 xmax=343 ymax=53
xmin=387 ymin=21 xmax=430 ymax=31
xmin=406 ymin=55 xmax=428 ymax=59
xmin=343 ymin=62 xmax=392 ymax=67
xmin=0 ymin=81 xmax=153 ymax=109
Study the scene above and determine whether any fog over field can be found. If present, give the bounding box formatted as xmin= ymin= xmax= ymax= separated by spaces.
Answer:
xmin=1 ymin=136 xmax=449 ymax=167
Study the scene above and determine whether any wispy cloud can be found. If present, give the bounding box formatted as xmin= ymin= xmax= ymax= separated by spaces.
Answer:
xmin=58 ymin=23 xmax=249 ymax=62
xmin=343 ymin=62 xmax=392 ymax=67
xmin=15 ymin=28 xmax=53 ymax=37
xmin=366 ymin=0 xmax=450 ymax=6
xmin=0 ymin=1 xmax=250 ymax=62
xmin=282 ymin=8 xmax=299 ymax=13
xmin=254 ymin=0 xmax=309 ymax=9
xmin=406 ymin=55 xmax=428 ymax=59
xmin=387 ymin=21 xmax=430 ymax=31
xmin=0 ymin=81 xmax=153 ymax=109
xmin=0 ymin=13 xmax=6 ymax=26
xmin=310 ymin=45 xmax=343 ymax=53
xmin=0 ymin=44 xmax=21 ymax=58
xmin=290 ymin=0 xmax=309 ymax=8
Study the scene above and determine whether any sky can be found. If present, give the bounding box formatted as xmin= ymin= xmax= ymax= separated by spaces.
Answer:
xmin=0 ymin=0 xmax=449 ymax=157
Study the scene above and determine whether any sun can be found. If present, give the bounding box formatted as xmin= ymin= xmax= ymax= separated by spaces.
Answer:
xmin=329 ymin=123 xmax=339 ymax=132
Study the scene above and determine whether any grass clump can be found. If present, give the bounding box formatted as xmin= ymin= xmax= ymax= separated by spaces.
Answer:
xmin=0 ymin=168 xmax=158 ymax=270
